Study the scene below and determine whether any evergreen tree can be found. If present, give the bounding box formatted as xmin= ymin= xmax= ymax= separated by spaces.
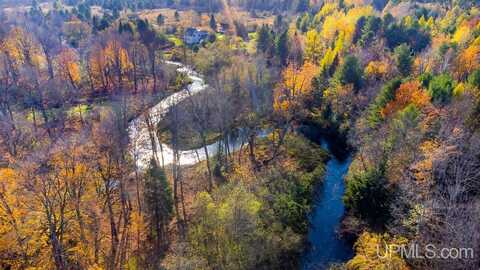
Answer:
xmin=174 ymin=10 xmax=180 ymax=22
xmin=256 ymin=24 xmax=273 ymax=54
xmin=428 ymin=74 xmax=454 ymax=104
xmin=394 ymin=43 xmax=413 ymax=76
xmin=296 ymin=0 xmax=309 ymax=12
xmin=275 ymin=30 xmax=289 ymax=66
xmin=344 ymin=165 xmax=392 ymax=224
xmin=112 ymin=7 xmax=120 ymax=19
xmin=334 ymin=55 xmax=364 ymax=90
xmin=274 ymin=14 xmax=283 ymax=31
xmin=144 ymin=160 xmax=174 ymax=259
xmin=468 ymin=69 xmax=480 ymax=89
xmin=209 ymin=14 xmax=217 ymax=31
xmin=157 ymin=14 xmax=165 ymax=25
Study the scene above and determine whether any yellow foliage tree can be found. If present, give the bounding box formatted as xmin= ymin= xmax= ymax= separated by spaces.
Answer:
xmin=56 ymin=48 xmax=82 ymax=87
xmin=455 ymin=44 xmax=480 ymax=80
xmin=320 ymin=32 xmax=344 ymax=72
xmin=453 ymin=24 xmax=473 ymax=47
xmin=347 ymin=232 xmax=410 ymax=270
xmin=274 ymin=62 xmax=318 ymax=116
xmin=316 ymin=2 xmax=338 ymax=20
xmin=321 ymin=6 xmax=374 ymax=46
xmin=418 ymin=16 xmax=434 ymax=30
xmin=304 ymin=29 xmax=323 ymax=64
xmin=365 ymin=60 xmax=390 ymax=80
xmin=1 ymin=27 xmax=44 ymax=70
xmin=89 ymin=40 xmax=133 ymax=92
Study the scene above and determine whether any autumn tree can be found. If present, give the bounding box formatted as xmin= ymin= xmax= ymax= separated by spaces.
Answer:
xmin=346 ymin=232 xmax=409 ymax=270
xmin=304 ymin=29 xmax=322 ymax=64
xmin=381 ymin=81 xmax=430 ymax=118
xmin=272 ymin=62 xmax=318 ymax=157
xmin=274 ymin=62 xmax=318 ymax=120
xmin=185 ymin=183 xmax=286 ymax=269
xmin=91 ymin=110 xmax=132 ymax=269
xmin=455 ymin=45 xmax=480 ymax=80
xmin=55 ymin=48 xmax=82 ymax=89
xmin=137 ymin=19 xmax=168 ymax=93
xmin=89 ymin=39 xmax=132 ymax=94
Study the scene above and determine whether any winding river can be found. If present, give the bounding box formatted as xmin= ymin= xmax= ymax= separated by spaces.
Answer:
xmin=302 ymin=140 xmax=353 ymax=269
xmin=129 ymin=61 xmax=265 ymax=169
xmin=128 ymin=62 xmax=353 ymax=269
xmin=129 ymin=61 xmax=215 ymax=169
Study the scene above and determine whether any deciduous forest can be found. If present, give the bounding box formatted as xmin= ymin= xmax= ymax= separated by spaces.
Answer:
xmin=0 ymin=0 xmax=479 ymax=269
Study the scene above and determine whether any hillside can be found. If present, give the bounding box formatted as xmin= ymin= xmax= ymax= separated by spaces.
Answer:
xmin=0 ymin=0 xmax=479 ymax=270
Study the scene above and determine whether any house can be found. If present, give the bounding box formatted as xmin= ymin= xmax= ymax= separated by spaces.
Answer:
xmin=184 ymin=28 xmax=209 ymax=45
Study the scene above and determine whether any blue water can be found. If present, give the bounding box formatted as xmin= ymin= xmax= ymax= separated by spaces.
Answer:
xmin=302 ymin=142 xmax=353 ymax=269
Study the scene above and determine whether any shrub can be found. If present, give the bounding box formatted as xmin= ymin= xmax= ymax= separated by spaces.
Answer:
xmin=347 ymin=232 xmax=409 ymax=270
xmin=367 ymin=78 xmax=402 ymax=126
xmin=344 ymin=166 xmax=392 ymax=223
xmin=428 ymin=73 xmax=455 ymax=104
xmin=468 ymin=69 xmax=480 ymax=88
xmin=285 ymin=135 xmax=329 ymax=172
xmin=418 ymin=72 xmax=433 ymax=88
xmin=394 ymin=44 xmax=413 ymax=76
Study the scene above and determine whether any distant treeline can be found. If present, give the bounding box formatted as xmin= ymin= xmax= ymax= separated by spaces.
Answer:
xmin=63 ymin=0 xmax=312 ymax=12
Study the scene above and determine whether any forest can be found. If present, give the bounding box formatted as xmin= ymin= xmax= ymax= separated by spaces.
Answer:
xmin=0 ymin=0 xmax=479 ymax=269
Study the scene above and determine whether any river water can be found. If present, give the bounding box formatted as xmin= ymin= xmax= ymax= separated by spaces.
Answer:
xmin=128 ymin=62 xmax=353 ymax=269
xmin=128 ymin=61 xmax=212 ymax=169
xmin=302 ymin=141 xmax=353 ymax=269
xmin=128 ymin=61 xmax=264 ymax=169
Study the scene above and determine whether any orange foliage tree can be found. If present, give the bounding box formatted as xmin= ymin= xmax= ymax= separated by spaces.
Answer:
xmin=455 ymin=45 xmax=480 ymax=80
xmin=89 ymin=40 xmax=133 ymax=93
xmin=56 ymin=48 xmax=81 ymax=88
xmin=381 ymin=81 xmax=431 ymax=118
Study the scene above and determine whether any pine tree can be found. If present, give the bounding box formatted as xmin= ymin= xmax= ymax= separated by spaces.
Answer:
xmin=256 ymin=25 xmax=272 ymax=54
xmin=296 ymin=0 xmax=309 ymax=12
xmin=275 ymin=30 xmax=289 ymax=66
xmin=394 ymin=43 xmax=413 ymax=76
xmin=334 ymin=55 xmax=364 ymax=90
xmin=157 ymin=14 xmax=165 ymax=25
xmin=144 ymin=160 xmax=173 ymax=258
xmin=274 ymin=14 xmax=283 ymax=31
xmin=210 ymin=14 xmax=217 ymax=31
xmin=174 ymin=10 xmax=180 ymax=22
